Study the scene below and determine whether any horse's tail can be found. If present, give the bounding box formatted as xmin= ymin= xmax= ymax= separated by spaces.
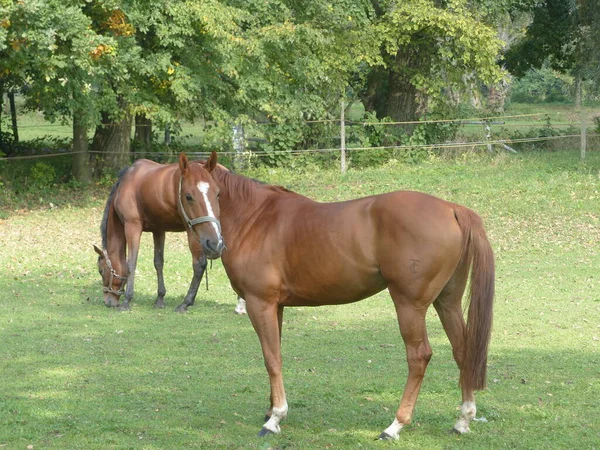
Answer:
xmin=100 ymin=167 xmax=129 ymax=248
xmin=454 ymin=206 xmax=495 ymax=391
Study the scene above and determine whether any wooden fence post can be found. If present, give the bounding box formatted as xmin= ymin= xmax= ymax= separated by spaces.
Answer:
xmin=581 ymin=106 xmax=587 ymax=161
xmin=232 ymin=123 xmax=245 ymax=170
xmin=577 ymin=76 xmax=586 ymax=160
xmin=340 ymin=100 xmax=346 ymax=173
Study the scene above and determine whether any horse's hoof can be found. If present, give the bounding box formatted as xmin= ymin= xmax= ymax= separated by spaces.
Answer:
xmin=264 ymin=415 xmax=271 ymax=422
xmin=174 ymin=305 xmax=188 ymax=313
xmin=117 ymin=304 xmax=130 ymax=312
xmin=258 ymin=427 xmax=272 ymax=437
xmin=154 ymin=302 xmax=166 ymax=309
xmin=378 ymin=431 xmax=396 ymax=440
xmin=451 ymin=426 xmax=470 ymax=435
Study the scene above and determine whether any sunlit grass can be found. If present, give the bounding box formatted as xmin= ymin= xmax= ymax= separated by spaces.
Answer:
xmin=1 ymin=149 xmax=599 ymax=449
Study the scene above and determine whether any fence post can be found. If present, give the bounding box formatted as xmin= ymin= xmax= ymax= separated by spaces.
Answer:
xmin=164 ymin=124 xmax=171 ymax=146
xmin=581 ymin=106 xmax=587 ymax=161
xmin=340 ymin=100 xmax=346 ymax=173
xmin=232 ymin=123 xmax=245 ymax=170
xmin=484 ymin=121 xmax=493 ymax=153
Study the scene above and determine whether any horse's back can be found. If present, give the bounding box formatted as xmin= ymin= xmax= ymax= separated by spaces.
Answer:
xmin=113 ymin=159 xmax=183 ymax=232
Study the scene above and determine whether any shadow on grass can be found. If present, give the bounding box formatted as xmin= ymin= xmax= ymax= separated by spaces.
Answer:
xmin=2 ymin=284 xmax=598 ymax=449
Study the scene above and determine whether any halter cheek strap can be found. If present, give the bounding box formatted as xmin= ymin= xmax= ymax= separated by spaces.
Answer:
xmin=102 ymin=249 xmax=127 ymax=296
xmin=178 ymin=177 xmax=222 ymax=232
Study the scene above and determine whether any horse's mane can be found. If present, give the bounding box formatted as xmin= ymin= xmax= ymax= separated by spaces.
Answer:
xmin=100 ymin=166 xmax=130 ymax=248
xmin=212 ymin=166 xmax=299 ymax=204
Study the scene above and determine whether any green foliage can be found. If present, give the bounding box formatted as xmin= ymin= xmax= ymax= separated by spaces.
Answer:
xmin=29 ymin=162 xmax=56 ymax=187
xmin=511 ymin=67 xmax=573 ymax=103
xmin=375 ymin=0 xmax=504 ymax=101
xmin=504 ymin=0 xmax=579 ymax=77
xmin=0 ymin=136 xmax=73 ymax=203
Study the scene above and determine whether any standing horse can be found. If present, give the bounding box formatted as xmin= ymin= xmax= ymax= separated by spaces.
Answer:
xmin=94 ymin=152 xmax=226 ymax=311
xmin=208 ymin=159 xmax=494 ymax=440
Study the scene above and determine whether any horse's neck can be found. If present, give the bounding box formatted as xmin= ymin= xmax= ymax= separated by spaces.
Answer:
xmin=218 ymin=170 xmax=274 ymax=228
xmin=104 ymin=200 xmax=127 ymax=270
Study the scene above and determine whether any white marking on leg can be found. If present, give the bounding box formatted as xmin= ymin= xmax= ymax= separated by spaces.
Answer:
xmin=262 ymin=404 xmax=288 ymax=434
xmin=234 ymin=297 xmax=247 ymax=315
xmin=453 ymin=401 xmax=476 ymax=434
xmin=197 ymin=181 xmax=223 ymax=245
xmin=382 ymin=418 xmax=404 ymax=439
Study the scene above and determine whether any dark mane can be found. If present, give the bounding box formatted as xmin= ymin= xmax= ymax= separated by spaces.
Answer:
xmin=100 ymin=166 xmax=130 ymax=248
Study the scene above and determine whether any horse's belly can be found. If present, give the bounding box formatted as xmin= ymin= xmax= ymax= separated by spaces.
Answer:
xmin=281 ymin=273 xmax=387 ymax=307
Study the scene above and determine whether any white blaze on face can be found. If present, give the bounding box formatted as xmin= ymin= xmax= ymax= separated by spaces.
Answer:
xmin=197 ymin=181 xmax=223 ymax=245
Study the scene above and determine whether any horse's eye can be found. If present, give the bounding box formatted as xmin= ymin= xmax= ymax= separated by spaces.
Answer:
xmin=216 ymin=191 xmax=221 ymax=199
xmin=185 ymin=193 xmax=193 ymax=202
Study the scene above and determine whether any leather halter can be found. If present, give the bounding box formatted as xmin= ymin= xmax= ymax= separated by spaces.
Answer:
xmin=101 ymin=249 xmax=127 ymax=296
xmin=178 ymin=177 xmax=222 ymax=232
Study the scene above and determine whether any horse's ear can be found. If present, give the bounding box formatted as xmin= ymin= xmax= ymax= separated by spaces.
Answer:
xmin=204 ymin=151 xmax=218 ymax=173
xmin=179 ymin=152 xmax=189 ymax=176
xmin=93 ymin=245 xmax=103 ymax=256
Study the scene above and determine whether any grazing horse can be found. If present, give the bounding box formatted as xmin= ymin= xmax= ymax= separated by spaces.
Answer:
xmin=94 ymin=152 xmax=226 ymax=311
xmin=208 ymin=159 xmax=494 ymax=440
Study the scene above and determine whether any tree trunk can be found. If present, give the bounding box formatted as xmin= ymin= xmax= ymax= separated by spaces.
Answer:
xmin=134 ymin=114 xmax=152 ymax=153
xmin=383 ymin=66 xmax=419 ymax=123
xmin=8 ymin=91 xmax=18 ymax=143
xmin=92 ymin=112 xmax=133 ymax=172
xmin=72 ymin=112 xmax=92 ymax=184
xmin=361 ymin=49 xmax=423 ymax=126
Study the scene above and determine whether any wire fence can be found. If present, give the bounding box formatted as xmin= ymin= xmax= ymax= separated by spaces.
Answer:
xmin=1 ymin=110 xmax=597 ymax=168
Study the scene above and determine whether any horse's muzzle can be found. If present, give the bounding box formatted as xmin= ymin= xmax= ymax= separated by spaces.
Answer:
xmin=103 ymin=292 xmax=121 ymax=307
xmin=203 ymin=238 xmax=225 ymax=260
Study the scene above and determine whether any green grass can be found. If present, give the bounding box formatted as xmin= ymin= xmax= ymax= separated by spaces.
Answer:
xmin=1 ymin=150 xmax=599 ymax=449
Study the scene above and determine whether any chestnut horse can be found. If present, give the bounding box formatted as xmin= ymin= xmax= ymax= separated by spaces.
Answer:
xmin=209 ymin=158 xmax=494 ymax=440
xmin=94 ymin=152 xmax=226 ymax=311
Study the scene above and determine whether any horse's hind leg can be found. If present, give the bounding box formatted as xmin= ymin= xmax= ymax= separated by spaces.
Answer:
xmin=433 ymin=264 xmax=476 ymax=434
xmin=153 ymin=231 xmax=167 ymax=309
xmin=234 ymin=296 xmax=247 ymax=315
xmin=380 ymin=286 xmax=432 ymax=440
xmin=174 ymin=234 xmax=206 ymax=313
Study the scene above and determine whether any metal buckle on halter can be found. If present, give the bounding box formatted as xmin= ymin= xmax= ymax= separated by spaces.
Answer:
xmin=102 ymin=249 xmax=128 ymax=296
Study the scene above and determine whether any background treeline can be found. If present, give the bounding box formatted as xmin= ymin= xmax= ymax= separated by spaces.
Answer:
xmin=0 ymin=0 xmax=598 ymax=182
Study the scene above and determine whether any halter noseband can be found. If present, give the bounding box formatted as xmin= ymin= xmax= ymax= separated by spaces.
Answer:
xmin=101 ymin=249 xmax=127 ymax=296
xmin=178 ymin=177 xmax=222 ymax=232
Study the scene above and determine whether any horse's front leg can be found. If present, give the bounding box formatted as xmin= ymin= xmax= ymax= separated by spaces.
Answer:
xmin=120 ymin=224 xmax=143 ymax=311
xmin=246 ymin=298 xmax=287 ymax=435
xmin=174 ymin=233 xmax=206 ymax=313
xmin=153 ymin=231 xmax=167 ymax=309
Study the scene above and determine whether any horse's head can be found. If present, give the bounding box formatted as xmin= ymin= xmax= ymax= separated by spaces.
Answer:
xmin=178 ymin=151 xmax=225 ymax=260
xmin=93 ymin=244 xmax=126 ymax=307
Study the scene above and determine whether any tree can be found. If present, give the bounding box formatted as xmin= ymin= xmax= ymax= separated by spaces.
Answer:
xmin=0 ymin=0 xmax=113 ymax=181
xmin=361 ymin=0 xmax=504 ymax=122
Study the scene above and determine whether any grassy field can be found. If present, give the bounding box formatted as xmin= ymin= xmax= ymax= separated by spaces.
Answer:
xmin=1 ymin=150 xmax=599 ymax=449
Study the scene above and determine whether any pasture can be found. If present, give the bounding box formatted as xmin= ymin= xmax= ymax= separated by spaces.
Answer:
xmin=1 ymin=150 xmax=599 ymax=449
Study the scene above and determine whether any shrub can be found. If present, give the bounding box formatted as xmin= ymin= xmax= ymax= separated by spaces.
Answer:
xmin=510 ymin=68 xmax=572 ymax=104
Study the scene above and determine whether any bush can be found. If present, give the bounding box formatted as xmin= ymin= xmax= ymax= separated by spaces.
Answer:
xmin=510 ymin=68 xmax=572 ymax=104
xmin=0 ymin=136 xmax=73 ymax=193
xmin=29 ymin=162 xmax=57 ymax=187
